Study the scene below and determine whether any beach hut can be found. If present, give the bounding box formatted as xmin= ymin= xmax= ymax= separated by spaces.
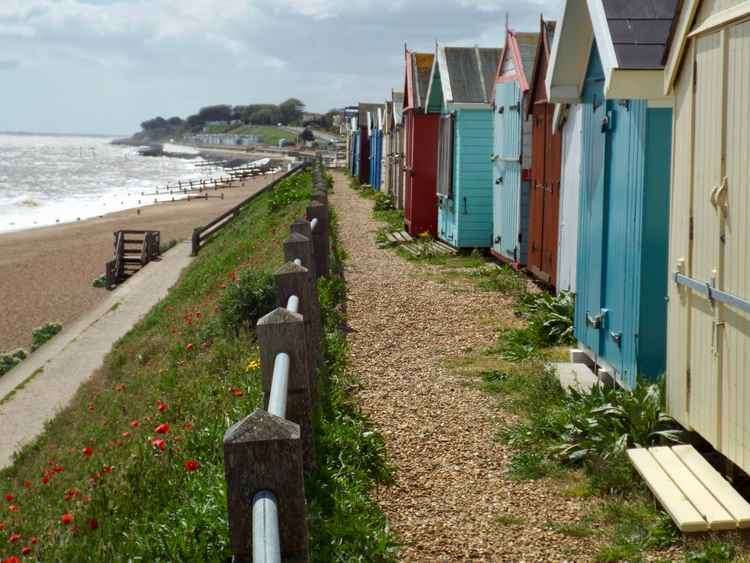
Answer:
xmin=403 ymin=50 xmax=440 ymax=236
xmin=357 ymin=103 xmax=380 ymax=185
xmin=383 ymin=101 xmax=393 ymax=196
xmin=663 ymin=0 xmax=750 ymax=473
xmin=427 ymin=44 xmax=503 ymax=248
xmin=491 ymin=29 xmax=539 ymax=266
xmin=369 ymin=106 xmax=384 ymax=190
xmin=546 ymin=0 xmax=680 ymax=388
xmin=526 ymin=19 xmax=561 ymax=287
xmin=553 ymin=103 xmax=583 ymax=294
xmin=383 ymin=91 xmax=405 ymax=206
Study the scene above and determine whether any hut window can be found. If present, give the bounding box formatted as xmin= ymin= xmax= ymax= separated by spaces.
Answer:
xmin=437 ymin=114 xmax=455 ymax=199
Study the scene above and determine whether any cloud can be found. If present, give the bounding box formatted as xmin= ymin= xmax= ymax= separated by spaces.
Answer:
xmin=0 ymin=0 xmax=562 ymax=134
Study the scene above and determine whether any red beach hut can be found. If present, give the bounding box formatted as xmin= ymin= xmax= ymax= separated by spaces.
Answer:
xmin=526 ymin=18 xmax=561 ymax=288
xmin=403 ymin=49 xmax=439 ymax=237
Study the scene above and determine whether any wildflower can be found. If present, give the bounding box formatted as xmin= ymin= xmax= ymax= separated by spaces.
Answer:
xmin=155 ymin=423 xmax=170 ymax=435
xmin=151 ymin=438 xmax=166 ymax=451
xmin=130 ymin=420 xmax=140 ymax=428
xmin=60 ymin=513 xmax=74 ymax=525
xmin=230 ymin=388 xmax=244 ymax=397
xmin=184 ymin=459 xmax=200 ymax=472
xmin=121 ymin=432 xmax=130 ymax=438
xmin=0 ymin=522 xmax=4 ymax=530
xmin=102 ymin=465 xmax=113 ymax=474
xmin=88 ymin=403 xmax=95 ymax=412
xmin=185 ymin=343 xmax=194 ymax=351
xmin=157 ymin=401 xmax=168 ymax=412
xmin=195 ymin=312 xmax=202 ymax=319
xmin=245 ymin=358 xmax=260 ymax=372
xmin=82 ymin=447 xmax=93 ymax=458
xmin=3 ymin=494 xmax=12 ymax=502
xmin=182 ymin=422 xmax=194 ymax=431
xmin=41 ymin=476 xmax=50 ymax=485
xmin=8 ymin=532 xmax=20 ymax=542
xmin=21 ymin=547 xmax=31 ymax=556
xmin=53 ymin=465 xmax=64 ymax=474
xmin=64 ymin=489 xmax=80 ymax=501
xmin=30 ymin=537 xmax=37 ymax=545
xmin=88 ymin=518 xmax=98 ymax=531
xmin=115 ymin=384 xmax=125 ymax=392
xmin=8 ymin=505 xmax=18 ymax=513
xmin=22 ymin=481 xmax=31 ymax=490
xmin=3 ymin=556 xmax=20 ymax=563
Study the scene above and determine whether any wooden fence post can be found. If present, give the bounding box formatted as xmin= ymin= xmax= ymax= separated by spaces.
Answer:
xmin=307 ymin=202 xmax=330 ymax=278
xmin=275 ymin=261 xmax=322 ymax=392
xmin=256 ymin=308 xmax=314 ymax=469
xmin=191 ymin=228 xmax=201 ymax=256
xmin=224 ymin=411 xmax=308 ymax=563
xmin=283 ymin=232 xmax=316 ymax=279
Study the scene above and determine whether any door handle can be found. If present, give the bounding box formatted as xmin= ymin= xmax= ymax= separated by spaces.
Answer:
xmin=609 ymin=331 xmax=622 ymax=345
xmin=586 ymin=311 xmax=603 ymax=329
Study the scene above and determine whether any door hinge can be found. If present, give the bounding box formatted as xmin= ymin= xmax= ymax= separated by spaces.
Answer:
xmin=692 ymin=59 xmax=697 ymax=93
xmin=518 ymin=233 xmax=523 ymax=243
xmin=686 ymin=367 xmax=692 ymax=404
xmin=689 ymin=216 xmax=694 ymax=241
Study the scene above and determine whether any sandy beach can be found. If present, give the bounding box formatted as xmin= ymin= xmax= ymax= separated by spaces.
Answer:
xmin=0 ymin=172 xmax=283 ymax=352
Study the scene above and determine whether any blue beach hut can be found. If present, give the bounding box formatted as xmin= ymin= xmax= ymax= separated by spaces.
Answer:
xmin=491 ymin=28 xmax=538 ymax=267
xmin=546 ymin=0 xmax=681 ymax=388
xmin=425 ymin=44 xmax=503 ymax=248
xmin=369 ymin=107 xmax=384 ymax=190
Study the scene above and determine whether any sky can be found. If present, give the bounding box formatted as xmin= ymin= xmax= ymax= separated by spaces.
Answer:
xmin=0 ymin=0 xmax=561 ymax=136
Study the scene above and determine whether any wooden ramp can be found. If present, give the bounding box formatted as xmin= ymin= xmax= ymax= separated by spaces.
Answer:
xmin=382 ymin=231 xmax=457 ymax=257
xmin=627 ymin=445 xmax=750 ymax=532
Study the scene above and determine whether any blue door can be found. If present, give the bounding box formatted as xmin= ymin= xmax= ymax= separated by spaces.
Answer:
xmin=574 ymin=50 xmax=606 ymax=356
xmin=494 ymin=81 xmax=522 ymax=261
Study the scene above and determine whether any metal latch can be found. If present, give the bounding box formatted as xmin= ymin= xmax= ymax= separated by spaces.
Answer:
xmin=498 ymin=106 xmax=505 ymax=114
xmin=609 ymin=331 xmax=622 ymax=345
xmin=495 ymin=176 xmax=504 ymax=185
xmin=586 ymin=310 xmax=605 ymax=329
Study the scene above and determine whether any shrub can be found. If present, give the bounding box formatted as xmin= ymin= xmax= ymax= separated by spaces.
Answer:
xmin=373 ymin=192 xmax=394 ymax=211
xmin=218 ymin=269 xmax=276 ymax=334
xmin=92 ymin=275 xmax=108 ymax=288
xmin=518 ymin=291 xmax=576 ymax=346
xmin=554 ymin=381 xmax=682 ymax=464
xmin=31 ymin=322 xmax=62 ymax=351
xmin=0 ymin=349 xmax=27 ymax=377
xmin=268 ymin=170 xmax=313 ymax=212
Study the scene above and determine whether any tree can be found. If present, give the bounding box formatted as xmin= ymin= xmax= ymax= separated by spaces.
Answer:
xmin=197 ymin=104 xmax=233 ymax=123
xmin=252 ymin=108 xmax=277 ymax=125
xmin=141 ymin=116 xmax=167 ymax=131
xmin=167 ymin=116 xmax=184 ymax=127
xmin=279 ymin=98 xmax=305 ymax=125
xmin=300 ymin=127 xmax=315 ymax=142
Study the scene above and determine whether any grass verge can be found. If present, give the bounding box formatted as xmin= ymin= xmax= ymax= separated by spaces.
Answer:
xmin=0 ymin=167 xmax=394 ymax=562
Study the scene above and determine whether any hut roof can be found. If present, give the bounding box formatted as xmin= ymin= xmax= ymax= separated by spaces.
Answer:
xmin=358 ymin=103 xmax=381 ymax=127
xmin=433 ymin=45 xmax=503 ymax=104
xmin=392 ymin=91 xmax=404 ymax=124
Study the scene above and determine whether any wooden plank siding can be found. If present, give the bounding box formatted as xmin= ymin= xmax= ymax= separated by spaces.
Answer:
xmin=666 ymin=2 xmax=750 ymax=476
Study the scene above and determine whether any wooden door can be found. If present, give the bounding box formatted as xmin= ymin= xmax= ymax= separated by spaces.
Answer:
xmin=528 ymin=102 xmax=546 ymax=272
xmin=687 ymin=30 xmax=724 ymax=448
xmin=543 ymin=103 xmax=562 ymax=286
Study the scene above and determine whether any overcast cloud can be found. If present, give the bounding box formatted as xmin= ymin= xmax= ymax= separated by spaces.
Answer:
xmin=0 ymin=0 xmax=561 ymax=135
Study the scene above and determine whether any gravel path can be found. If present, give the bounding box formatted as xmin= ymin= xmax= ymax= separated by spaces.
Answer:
xmin=330 ymin=172 xmax=599 ymax=561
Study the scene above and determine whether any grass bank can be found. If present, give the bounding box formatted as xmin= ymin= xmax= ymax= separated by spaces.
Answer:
xmin=0 ymin=167 xmax=393 ymax=562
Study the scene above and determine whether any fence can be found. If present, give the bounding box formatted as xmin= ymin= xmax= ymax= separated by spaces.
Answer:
xmin=191 ymin=162 xmax=311 ymax=256
xmin=223 ymin=160 xmax=330 ymax=562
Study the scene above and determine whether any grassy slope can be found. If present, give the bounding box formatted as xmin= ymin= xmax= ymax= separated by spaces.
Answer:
xmin=0 ymin=169 xmax=394 ymax=562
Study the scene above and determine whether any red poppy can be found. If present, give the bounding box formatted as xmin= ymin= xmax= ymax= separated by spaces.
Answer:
xmin=60 ymin=513 xmax=74 ymax=525
xmin=8 ymin=532 xmax=20 ymax=542
xmin=157 ymin=401 xmax=168 ymax=412
xmin=30 ymin=537 xmax=37 ymax=545
xmin=185 ymin=343 xmax=194 ymax=351
xmin=88 ymin=403 xmax=95 ymax=412
xmin=182 ymin=422 xmax=194 ymax=431
xmin=8 ymin=505 xmax=18 ymax=513
xmin=41 ymin=476 xmax=50 ymax=485
xmin=184 ymin=459 xmax=200 ymax=472
xmin=21 ymin=546 xmax=31 ymax=555
xmin=121 ymin=431 xmax=131 ymax=438
xmin=230 ymin=388 xmax=244 ymax=397
xmin=88 ymin=518 xmax=99 ymax=531
xmin=53 ymin=465 xmax=64 ymax=474
xmin=228 ymin=271 xmax=237 ymax=282
xmin=3 ymin=494 xmax=12 ymax=503
xmin=151 ymin=439 xmax=166 ymax=451
xmin=82 ymin=447 xmax=93 ymax=458
xmin=155 ymin=423 xmax=170 ymax=434
xmin=0 ymin=522 xmax=4 ymax=531
xmin=2 ymin=556 xmax=20 ymax=563
xmin=22 ymin=481 xmax=31 ymax=490
xmin=195 ymin=312 xmax=202 ymax=319
xmin=130 ymin=420 xmax=140 ymax=428
xmin=102 ymin=465 xmax=113 ymax=474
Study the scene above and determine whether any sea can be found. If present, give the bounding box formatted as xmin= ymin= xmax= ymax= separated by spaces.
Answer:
xmin=0 ymin=133 xmax=226 ymax=234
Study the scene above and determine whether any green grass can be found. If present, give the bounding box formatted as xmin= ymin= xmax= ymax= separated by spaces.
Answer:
xmin=229 ymin=125 xmax=297 ymax=146
xmin=0 ymin=168 xmax=393 ymax=562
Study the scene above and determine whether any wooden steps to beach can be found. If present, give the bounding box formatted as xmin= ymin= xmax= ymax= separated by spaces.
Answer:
xmin=105 ymin=230 xmax=161 ymax=287
xmin=627 ymin=445 xmax=750 ymax=532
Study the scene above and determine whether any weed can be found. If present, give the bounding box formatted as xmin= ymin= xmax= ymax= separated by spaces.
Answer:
xmin=517 ymin=291 xmax=576 ymax=346
xmin=471 ymin=264 xmax=527 ymax=297
xmin=0 ymin=349 xmax=27 ymax=377
xmin=373 ymin=192 xmax=394 ymax=211
xmin=269 ymin=170 xmax=313 ymax=211
xmin=31 ymin=322 xmax=62 ymax=351
xmin=507 ymin=450 xmax=560 ymax=480
xmin=551 ymin=520 xmax=595 ymax=538
xmin=92 ymin=275 xmax=108 ymax=288
xmin=496 ymin=514 xmax=524 ymax=527
xmin=685 ymin=539 xmax=737 ymax=562
xmin=218 ymin=269 xmax=276 ymax=335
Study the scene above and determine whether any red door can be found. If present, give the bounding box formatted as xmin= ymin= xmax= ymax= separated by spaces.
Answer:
xmin=528 ymin=103 xmax=547 ymax=275
xmin=404 ymin=111 xmax=415 ymax=229
xmin=542 ymin=103 xmax=561 ymax=286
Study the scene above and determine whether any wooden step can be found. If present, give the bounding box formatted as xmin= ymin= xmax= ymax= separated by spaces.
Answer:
xmin=628 ymin=445 xmax=750 ymax=532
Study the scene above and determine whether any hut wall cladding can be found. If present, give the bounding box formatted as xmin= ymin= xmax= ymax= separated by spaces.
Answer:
xmin=369 ymin=128 xmax=383 ymax=190
xmin=574 ymin=43 xmax=671 ymax=390
xmin=556 ymin=103 xmax=583 ymax=295
xmin=527 ymin=28 xmax=562 ymax=288
xmin=666 ymin=1 xmax=750 ymax=475
xmin=358 ymin=125 xmax=370 ymax=184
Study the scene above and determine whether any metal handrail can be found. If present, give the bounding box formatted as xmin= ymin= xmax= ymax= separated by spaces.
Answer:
xmin=267 ymin=352 xmax=290 ymax=418
xmin=286 ymin=295 xmax=300 ymax=314
xmin=252 ymin=491 xmax=281 ymax=563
